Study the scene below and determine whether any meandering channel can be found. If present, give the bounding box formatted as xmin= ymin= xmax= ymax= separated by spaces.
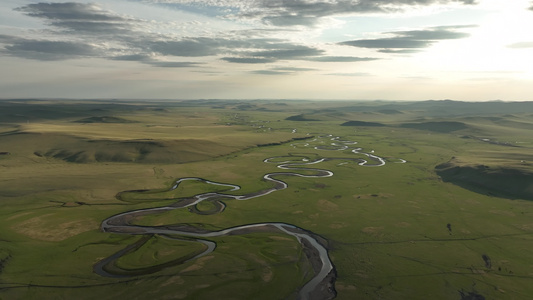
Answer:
xmin=96 ymin=135 xmax=402 ymax=300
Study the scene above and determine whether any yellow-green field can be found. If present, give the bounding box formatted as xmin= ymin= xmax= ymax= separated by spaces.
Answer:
xmin=1 ymin=99 xmax=533 ymax=299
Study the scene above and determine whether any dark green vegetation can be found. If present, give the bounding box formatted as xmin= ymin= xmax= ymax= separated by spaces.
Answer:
xmin=341 ymin=120 xmax=386 ymax=127
xmin=436 ymin=159 xmax=533 ymax=201
xmin=74 ymin=116 xmax=138 ymax=123
xmin=1 ymin=99 xmax=533 ymax=299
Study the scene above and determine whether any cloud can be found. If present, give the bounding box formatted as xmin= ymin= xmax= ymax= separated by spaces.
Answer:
xmin=111 ymin=54 xmax=202 ymax=67
xmin=251 ymin=66 xmax=316 ymax=75
xmin=507 ymin=41 xmax=533 ymax=48
xmin=221 ymin=57 xmax=277 ymax=63
xmin=111 ymin=54 xmax=152 ymax=61
xmin=2 ymin=1 xmax=472 ymax=69
xmin=252 ymin=70 xmax=292 ymax=75
xmin=248 ymin=46 xmax=324 ymax=59
xmin=378 ymin=49 xmax=421 ymax=54
xmin=148 ymin=39 xmax=221 ymax=57
xmin=255 ymin=0 xmax=477 ymax=27
xmin=14 ymin=2 xmax=135 ymax=35
xmin=3 ymin=39 xmax=100 ymax=60
xmin=48 ymin=20 xmax=134 ymax=34
xmin=262 ymin=15 xmax=319 ymax=27
xmin=15 ymin=2 xmax=125 ymax=21
xmin=340 ymin=38 xmax=431 ymax=49
xmin=272 ymin=67 xmax=316 ymax=72
xmin=307 ymin=56 xmax=379 ymax=62
xmin=0 ymin=34 xmax=20 ymax=43
xmin=220 ymin=44 xmax=327 ymax=64
xmin=338 ymin=25 xmax=473 ymax=52
xmin=145 ymin=37 xmax=325 ymax=62
xmin=146 ymin=61 xmax=203 ymax=68
xmin=4 ymin=3 xmax=327 ymax=65
xmin=160 ymin=0 xmax=477 ymax=27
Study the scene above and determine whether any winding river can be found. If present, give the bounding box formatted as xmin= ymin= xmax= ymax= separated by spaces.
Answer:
xmin=95 ymin=134 xmax=404 ymax=300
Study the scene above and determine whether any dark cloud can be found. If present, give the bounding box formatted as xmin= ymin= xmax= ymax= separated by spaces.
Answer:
xmin=221 ymin=57 xmax=277 ymax=63
xmin=378 ymin=49 xmax=421 ymax=54
xmin=272 ymin=67 xmax=316 ymax=72
xmin=0 ymin=34 xmax=22 ymax=43
xmin=15 ymin=3 xmax=136 ymax=36
xmin=338 ymin=26 xmax=472 ymax=52
xmin=232 ymin=0 xmax=477 ymax=27
xmin=307 ymin=56 xmax=379 ymax=62
xmin=111 ymin=54 xmax=202 ymax=67
xmin=4 ymin=40 xmax=100 ymax=60
xmin=340 ymin=38 xmax=431 ymax=49
xmin=149 ymin=39 xmax=221 ymax=57
xmin=49 ymin=20 xmax=133 ymax=34
xmin=247 ymin=46 xmax=324 ymax=59
xmin=394 ymin=28 xmax=470 ymax=40
xmin=15 ymin=2 xmax=125 ymax=21
xmin=251 ymin=66 xmax=315 ymax=75
xmin=146 ymin=38 xmax=323 ymax=62
xmin=262 ymin=15 xmax=318 ymax=27
xmin=6 ymin=1 xmax=461 ymax=67
xmin=146 ymin=61 xmax=203 ymax=68
xmin=111 ymin=54 xmax=152 ymax=61
xmin=6 ymin=3 xmax=325 ymax=64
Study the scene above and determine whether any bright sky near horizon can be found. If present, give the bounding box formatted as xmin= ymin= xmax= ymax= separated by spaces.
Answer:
xmin=1 ymin=0 xmax=532 ymax=101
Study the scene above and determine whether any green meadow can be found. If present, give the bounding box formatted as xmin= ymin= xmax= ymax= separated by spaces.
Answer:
xmin=1 ymin=99 xmax=533 ymax=299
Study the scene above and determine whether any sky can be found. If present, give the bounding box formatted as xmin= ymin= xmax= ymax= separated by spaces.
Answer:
xmin=1 ymin=0 xmax=532 ymax=101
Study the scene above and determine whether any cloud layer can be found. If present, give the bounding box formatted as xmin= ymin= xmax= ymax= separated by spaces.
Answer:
xmin=152 ymin=0 xmax=476 ymax=26
xmin=2 ymin=2 xmax=386 ymax=67
xmin=338 ymin=25 xmax=474 ymax=53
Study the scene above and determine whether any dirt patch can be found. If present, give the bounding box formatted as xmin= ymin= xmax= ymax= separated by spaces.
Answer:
xmin=269 ymin=235 xmax=293 ymax=242
xmin=6 ymin=211 xmax=32 ymax=221
xmin=517 ymin=223 xmax=533 ymax=231
xmin=12 ymin=214 xmax=98 ymax=241
xmin=317 ymin=199 xmax=339 ymax=212
xmin=308 ymin=213 xmax=320 ymax=219
xmin=179 ymin=255 xmax=214 ymax=273
xmin=160 ymin=275 xmax=185 ymax=287
xmin=361 ymin=227 xmax=384 ymax=237
xmin=329 ymin=223 xmax=347 ymax=229
xmin=395 ymin=222 xmax=411 ymax=228
xmin=246 ymin=254 xmax=274 ymax=283
xmin=489 ymin=210 xmax=515 ymax=217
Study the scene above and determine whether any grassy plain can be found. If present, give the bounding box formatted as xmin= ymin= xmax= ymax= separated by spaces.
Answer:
xmin=1 ymin=99 xmax=533 ymax=299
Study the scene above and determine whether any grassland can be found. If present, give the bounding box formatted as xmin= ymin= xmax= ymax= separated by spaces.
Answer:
xmin=1 ymin=99 xmax=533 ymax=299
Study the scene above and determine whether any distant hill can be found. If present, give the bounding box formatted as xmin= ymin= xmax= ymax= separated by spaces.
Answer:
xmin=436 ymin=160 xmax=533 ymax=201
xmin=285 ymin=114 xmax=319 ymax=121
xmin=340 ymin=121 xmax=386 ymax=127
xmin=331 ymin=100 xmax=533 ymax=117
xmin=400 ymin=121 xmax=468 ymax=133
xmin=377 ymin=109 xmax=403 ymax=114
xmin=32 ymin=136 xmax=235 ymax=164
xmin=74 ymin=116 xmax=137 ymax=123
